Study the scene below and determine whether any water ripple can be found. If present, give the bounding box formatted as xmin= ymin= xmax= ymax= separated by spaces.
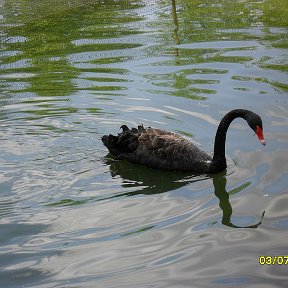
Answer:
xmin=1 ymin=0 xmax=288 ymax=287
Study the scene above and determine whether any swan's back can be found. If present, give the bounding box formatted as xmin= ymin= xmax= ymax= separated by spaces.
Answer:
xmin=101 ymin=125 xmax=212 ymax=171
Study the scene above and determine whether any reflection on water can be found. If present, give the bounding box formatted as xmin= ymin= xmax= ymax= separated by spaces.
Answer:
xmin=212 ymin=173 xmax=265 ymax=229
xmin=107 ymin=160 xmax=265 ymax=229
xmin=1 ymin=0 xmax=288 ymax=287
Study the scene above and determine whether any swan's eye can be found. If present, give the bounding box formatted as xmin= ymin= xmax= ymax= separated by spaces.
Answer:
xmin=255 ymin=125 xmax=266 ymax=146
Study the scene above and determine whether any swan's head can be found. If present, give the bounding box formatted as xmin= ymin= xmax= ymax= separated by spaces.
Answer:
xmin=247 ymin=112 xmax=266 ymax=146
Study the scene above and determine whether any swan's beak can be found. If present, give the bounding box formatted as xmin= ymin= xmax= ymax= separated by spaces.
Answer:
xmin=260 ymin=139 xmax=266 ymax=146
xmin=256 ymin=125 xmax=266 ymax=146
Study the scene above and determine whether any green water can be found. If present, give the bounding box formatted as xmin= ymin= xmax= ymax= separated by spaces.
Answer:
xmin=1 ymin=0 xmax=288 ymax=287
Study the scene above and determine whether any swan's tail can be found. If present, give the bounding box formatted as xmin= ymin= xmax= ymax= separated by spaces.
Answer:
xmin=101 ymin=134 xmax=118 ymax=152
xmin=102 ymin=125 xmax=144 ymax=156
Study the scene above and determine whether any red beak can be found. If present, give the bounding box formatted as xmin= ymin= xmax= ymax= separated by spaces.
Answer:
xmin=256 ymin=125 xmax=266 ymax=146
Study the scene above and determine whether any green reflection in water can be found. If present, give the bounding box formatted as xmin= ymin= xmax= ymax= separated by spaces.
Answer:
xmin=46 ymin=198 xmax=86 ymax=207
xmin=155 ymin=0 xmax=288 ymax=102
xmin=232 ymin=75 xmax=288 ymax=93
xmin=260 ymin=64 xmax=288 ymax=73
xmin=1 ymin=0 xmax=287 ymax=104
xmin=1 ymin=0 xmax=145 ymax=97
xmin=168 ymin=0 xmax=288 ymax=44
xmin=90 ymin=56 xmax=134 ymax=65
xmin=86 ymin=107 xmax=103 ymax=114
xmin=121 ymin=225 xmax=155 ymax=237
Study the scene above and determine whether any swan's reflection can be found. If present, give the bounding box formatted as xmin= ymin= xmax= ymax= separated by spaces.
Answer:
xmin=107 ymin=158 xmax=208 ymax=196
xmin=107 ymin=158 xmax=265 ymax=228
xmin=212 ymin=172 xmax=265 ymax=228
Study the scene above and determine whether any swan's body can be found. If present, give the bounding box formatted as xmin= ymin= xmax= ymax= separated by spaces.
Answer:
xmin=101 ymin=109 xmax=265 ymax=173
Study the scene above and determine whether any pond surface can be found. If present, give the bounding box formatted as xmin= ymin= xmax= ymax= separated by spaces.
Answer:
xmin=1 ymin=0 xmax=288 ymax=287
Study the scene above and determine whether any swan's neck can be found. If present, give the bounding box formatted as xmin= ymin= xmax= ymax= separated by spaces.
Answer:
xmin=211 ymin=109 xmax=249 ymax=172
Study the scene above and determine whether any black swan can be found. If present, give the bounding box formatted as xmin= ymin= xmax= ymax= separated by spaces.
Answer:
xmin=101 ymin=109 xmax=266 ymax=173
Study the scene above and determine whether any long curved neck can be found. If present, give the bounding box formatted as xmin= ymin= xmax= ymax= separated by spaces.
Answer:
xmin=211 ymin=109 xmax=250 ymax=172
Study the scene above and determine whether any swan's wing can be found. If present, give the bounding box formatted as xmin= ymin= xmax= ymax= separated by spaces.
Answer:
xmin=119 ymin=132 xmax=196 ymax=170
xmin=138 ymin=132 xmax=183 ymax=151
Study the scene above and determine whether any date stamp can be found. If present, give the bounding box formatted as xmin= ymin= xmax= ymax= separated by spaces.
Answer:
xmin=259 ymin=256 xmax=288 ymax=265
